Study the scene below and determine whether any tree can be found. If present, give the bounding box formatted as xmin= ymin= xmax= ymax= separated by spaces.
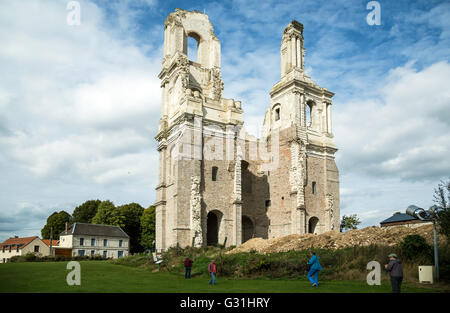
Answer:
xmin=340 ymin=214 xmax=361 ymax=232
xmin=91 ymin=200 xmax=116 ymax=225
xmin=141 ymin=206 xmax=156 ymax=251
xmin=433 ymin=179 xmax=450 ymax=241
xmin=116 ymin=203 xmax=145 ymax=253
xmin=71 ymin=200 xmax=101 ymax=223
xmin=41 ymin=211 xmax=72 ymax=239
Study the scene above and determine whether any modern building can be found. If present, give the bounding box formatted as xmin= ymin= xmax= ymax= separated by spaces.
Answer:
xmin=380 ymin=213 xmax=432 ymax=228
xmin=0 ymin=236 xmax=50 ymax=263
xmin=58 ymin=223 xmax=130 ymax=259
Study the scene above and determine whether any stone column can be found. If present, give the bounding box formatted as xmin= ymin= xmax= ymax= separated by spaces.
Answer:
xmin=299 ymin=208 xmax=306 ymax=234
xmin=301 ymin=94 xmax=306 ymax=127
xmin=327 ymin=103 xmax=332 ymax=134
xmin=233 ymin=146 xmax=243 ymax=246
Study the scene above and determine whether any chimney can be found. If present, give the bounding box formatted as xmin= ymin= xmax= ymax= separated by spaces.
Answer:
xmin=65 ymin=222 xmax=68 ymax=233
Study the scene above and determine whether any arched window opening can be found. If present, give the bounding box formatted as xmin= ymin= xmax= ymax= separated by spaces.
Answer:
xmin=273 ymin=104 xmax=281 ymax=122
xmin=212 ymin=166 xmax=218 ymax=181
xmin=187 ymin=33 xmax=200 ymax=62
xmin=306 ymin=101 xmax=313 ymax=127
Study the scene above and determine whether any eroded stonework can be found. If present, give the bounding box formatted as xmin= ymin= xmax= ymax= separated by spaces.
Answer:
xmin=190 ymin=175 xmax=202 ymax=247
xmin=154 ymin=9 xmax=340 ymax=251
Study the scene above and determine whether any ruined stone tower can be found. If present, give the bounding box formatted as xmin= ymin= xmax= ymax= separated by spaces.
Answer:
xmin=154 ymin=9 xmax=339 ymax=251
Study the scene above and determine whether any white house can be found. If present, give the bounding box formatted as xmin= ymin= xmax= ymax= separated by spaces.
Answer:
xmin=0 ymin=236 xmax=50 ymax=263
xmin=58 ymin=223 xmax=130 ymax=259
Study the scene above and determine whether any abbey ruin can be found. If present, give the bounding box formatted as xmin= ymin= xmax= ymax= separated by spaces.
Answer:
xmin=154 ymin=9 xmax=340 ymax=251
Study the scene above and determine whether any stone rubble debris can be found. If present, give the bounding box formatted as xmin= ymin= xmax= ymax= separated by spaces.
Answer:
xmin=228 ymin=224 xmax=442 ymax=254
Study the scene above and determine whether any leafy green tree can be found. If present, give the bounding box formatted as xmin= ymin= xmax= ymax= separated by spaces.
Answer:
xmin=91 ymin=200 xmax=116 ymax=225
xmin=141 ymin=206 xmax=156 ymax=251
xmin=116 ymin=203 xmax=145 ymax=253
xmin=41 ymin=211 xmax=72 ymax=239
xmin=340 ymin=214 xmax=361 ymax=232
xmin=71 ymin=200 xmax=101 ymax=223
xmin=433 ymin=179 xmax=450 ymax=241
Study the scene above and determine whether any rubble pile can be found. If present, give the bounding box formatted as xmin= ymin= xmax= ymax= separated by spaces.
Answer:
xmin=228 ymin=224 xmax=442 ymax=254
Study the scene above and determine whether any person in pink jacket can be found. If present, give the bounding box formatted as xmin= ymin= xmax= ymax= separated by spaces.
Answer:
xmin=208 ymin=259 xmax=217 ymax=285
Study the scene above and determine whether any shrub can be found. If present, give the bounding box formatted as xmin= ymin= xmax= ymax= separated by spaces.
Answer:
xmin=399 ymin=235 xmax=433 ymax=262
xmin=8 ymin=253 xmax=107 ymax=263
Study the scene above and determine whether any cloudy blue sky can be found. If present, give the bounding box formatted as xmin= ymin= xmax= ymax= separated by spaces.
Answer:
xmin=0 ymin=0 xmax=449 ymax=241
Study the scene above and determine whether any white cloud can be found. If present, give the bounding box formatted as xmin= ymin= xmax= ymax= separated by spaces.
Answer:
xmin=334 ymin=61 xmax=450 ymax=181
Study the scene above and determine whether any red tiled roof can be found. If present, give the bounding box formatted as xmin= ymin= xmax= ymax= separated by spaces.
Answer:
xmin=0 ymin=236 xmax=39 ymax=250
xmin=42 ymin=239 xmax=59 ymax=247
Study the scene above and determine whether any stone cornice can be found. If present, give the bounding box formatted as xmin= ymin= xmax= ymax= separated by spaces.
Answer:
xmin=153 ymin=200 xmax=167 ymax=207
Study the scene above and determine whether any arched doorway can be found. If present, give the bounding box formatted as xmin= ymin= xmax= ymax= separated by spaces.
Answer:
xmin=207 ymin=211 xmax=219 ymax=246
xmin=308 ymin=217 xmax=319 ymax=234
xmin=242 ymin=215 xmax=254 ymax=243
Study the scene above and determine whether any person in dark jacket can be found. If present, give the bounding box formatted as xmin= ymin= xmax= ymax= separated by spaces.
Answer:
xmin=385 ymin=253 xmax=403 ymax=293
xmin=307 ymin=251 xmax=323 ymax=287
xmin=184 ymin=257 xmax=193 ymax=279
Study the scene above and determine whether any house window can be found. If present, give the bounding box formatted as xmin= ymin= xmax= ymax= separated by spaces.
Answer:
xmin=312 ymin=181 xmax=316 ymax=194
xmin=80 ymin=238 xmax=84 ymax=246
xmin=16 ymin=246 xmax=19 ymax=252
xmin=118 ymin=251 xmax=123 ymax=258
xmin=119 ymin=240 xmax=123 ymax=248
xmin=8 ymin=246 xmax=11 ymax=252
xmin=34 ymin=246 xmax=39 ymax=253
xmin=2 ymin=246 xmax=4 ymax=253
xmin=275 ymin=108 xmax=280 ymax=121
xmin=103 ymin=239 xmax=108 ymax=247
xmin=103 ymin=251 xmax=107 ymax=258
xmin=212 ymin=166 xmax=218 ymax=181
xmin=91 ymin=238 xmax=95 ymax=246
xmin=78 ymin=250 xmax=85 ymax=256
xmin=91 ymin=250 xmax=95 ymax=257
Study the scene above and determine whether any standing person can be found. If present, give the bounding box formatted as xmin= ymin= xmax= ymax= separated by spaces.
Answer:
xmin=307 ymin=251 xmax=322 ymax=287
xmin=208 ymin=259 xmax=217 ymax=286
xmin=385 ymin=253 xmax=403 ymax=293
xmin=184 ymin=257 xmax=193 ymax=279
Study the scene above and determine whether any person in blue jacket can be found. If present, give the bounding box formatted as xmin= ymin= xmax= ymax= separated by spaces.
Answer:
xmin=307 ymin=251 xmax=322 ymax=287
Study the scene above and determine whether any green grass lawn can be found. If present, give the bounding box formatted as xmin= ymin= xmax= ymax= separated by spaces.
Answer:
xmin=0 ymin=261 xmax=443 ymax=293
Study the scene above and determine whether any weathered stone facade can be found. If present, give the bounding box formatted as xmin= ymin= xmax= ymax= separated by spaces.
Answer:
xmin=154 ymin=9 xmax=340 ymax=251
